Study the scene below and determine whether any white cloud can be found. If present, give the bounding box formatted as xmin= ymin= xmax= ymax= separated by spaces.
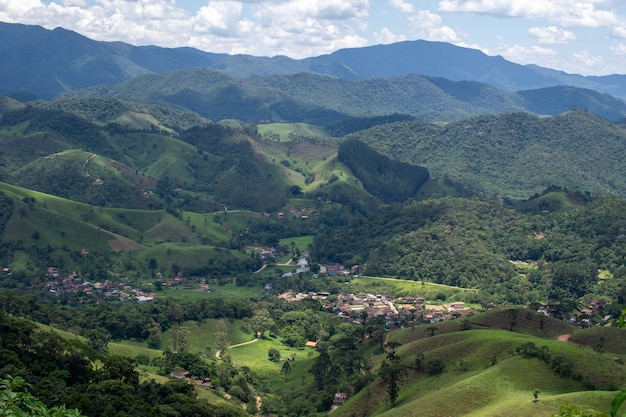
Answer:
xmin=437 ymin=0 xmax=618 ymax=28
xmin=195 ymin=1 xmax=247 ymax=37
xmin=388 ymin=0 xmax=415 ymax=13
xmin=438 ymin=0 xmax=564 ymax=18
xmin=409 ymin=10 xmax=463 ymax=43
xmin=611 ymin=25 xmax=626 ymax=39
xmin=486 ymin=43 xmax=557 ymax=68
xmin=528 ymin=26 xmax=576 ymax=44
xmin=374 ymin=27 xmax=407 ymax=44
xmin=61 ymin=0 xmax=86 ymax=6
xmin=610 ymin=43 xmax=626 ymax=55
xmin=571 ymin=49 xmax=605 ymax=73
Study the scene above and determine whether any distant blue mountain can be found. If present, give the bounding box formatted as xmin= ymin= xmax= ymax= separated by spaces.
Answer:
xmin=1 ymin=21 xmax=626 ymax=101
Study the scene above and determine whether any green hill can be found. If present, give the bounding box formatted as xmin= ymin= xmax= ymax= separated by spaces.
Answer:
xmin=331 ymin=309 xmax=624 ymax=417
xmin=0 ymin=182 xmax=263 ymax=276
xmin=348 ymin=110 xmax=626 ymax=200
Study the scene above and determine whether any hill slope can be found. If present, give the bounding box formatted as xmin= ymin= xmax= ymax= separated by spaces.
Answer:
xmin=91 ymin=69 xmax=626 ymax=123
xmin=348 ymin=110 xmax=626 ymax=199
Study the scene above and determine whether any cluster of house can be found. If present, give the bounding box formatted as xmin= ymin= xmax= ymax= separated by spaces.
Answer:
xmin=45 ymin=267 xmax=156 ymax=303
xmin=278 ymin=291 xmax=473 ymax=325
xmin=536 ymin=299 xmax=614 ymax=326
xmin=170 ymin=370 xmax=214 ymax=388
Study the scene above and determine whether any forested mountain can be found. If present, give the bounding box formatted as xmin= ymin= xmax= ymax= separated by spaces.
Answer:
xmin=3 ymin=21 xmax=626 ymax=102
xmin=347 ymin=110 xmax=626 ymax=199
xmin=0 ymin=22 xmax=225 ymax=99
xmin=81 ymin=69 xmax=626 ymax=123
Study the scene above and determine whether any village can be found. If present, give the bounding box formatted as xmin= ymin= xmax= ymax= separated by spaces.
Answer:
xmin=40 ymin=260 xmax=473 ymax=326
xmin=35 ymin=257 xmax=609 ymax=329
xmin=279 ymin=289 xmax=474 ymax=326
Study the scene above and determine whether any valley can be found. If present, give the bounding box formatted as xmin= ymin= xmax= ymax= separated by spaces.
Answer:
xmin=0 ymin=21 xmax=626 ymax=417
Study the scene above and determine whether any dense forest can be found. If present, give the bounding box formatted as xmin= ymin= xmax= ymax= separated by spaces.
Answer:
xmin=312 ymin=192 xmax=626 ymax=309
xmin=347 ymin=110 xmax=626 ymax=199
xmin=337 ymin=139 xmax=429 ymax=203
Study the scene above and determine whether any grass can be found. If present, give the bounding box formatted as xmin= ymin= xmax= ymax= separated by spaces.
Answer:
xmin=278 ymin=235 xmax=314 ymax=253
xmin=348 ymin=276 xmax=472 ymax=300
xmin=109 ymin=341 xmax=163 ymax=360
xmin=569 ymin=326 xmax=626 ymax=354
xmin=227 ymin=335 xmax=319 ymax=392
xmin=257 ymin=123 xmax=328 ymax=142
xmin=337 ymin=322 xmax=624 ymax=417
xmin=157 ymin=319 xmax=253 ymax=354
xmin=156 ymin=282 xmax=263 ymax=300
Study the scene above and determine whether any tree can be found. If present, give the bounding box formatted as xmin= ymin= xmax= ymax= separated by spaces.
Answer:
xmin=250 ymin=309 xmax=274 ymax=338
xmin=379 ymin=361 xmax=406 ymax=407
xmin=84 ymin=328 xmax=110 ymax=355
xmin=414 ymin=352 xmax=425 ymax=370
xmin=379 ymin=342 xmax=407 ymax=407
xmin=427 ymin=359 xmax=446 ymax=375
xmin=280 ymin=360 xmax=292 ymax=380
xmin=0 ymin=375 xmax=84 ymax=417
xmin=427 ymin=326 xmax=438 ymax=337
xmin=507 ymin=309 xmax=519 ymax=332
xmin=170 ymin=323 xmax=189 ymax=353
xmin=216 ymin=320 xmax=229 ymax=356
xmin=146 ymin=320 xmax=162 ymax=349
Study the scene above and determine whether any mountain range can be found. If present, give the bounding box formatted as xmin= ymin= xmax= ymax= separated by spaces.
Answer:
xmin=2 ymin=21 xmax=626 ymax=103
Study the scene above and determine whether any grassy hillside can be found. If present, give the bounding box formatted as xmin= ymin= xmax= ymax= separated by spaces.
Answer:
xmin=332 ymin=309 xmax=624 ymax=417
xmin=1 ymin=105 xmax=359 ymax=211
xmin=0 ymin=182 xmax=261 ymax=276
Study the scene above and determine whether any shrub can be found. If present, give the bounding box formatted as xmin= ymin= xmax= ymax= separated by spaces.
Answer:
xmin=427 ymin=359 xmax=446 ymax=375
xmin=268 ymin=348 xmax=281 ymax=362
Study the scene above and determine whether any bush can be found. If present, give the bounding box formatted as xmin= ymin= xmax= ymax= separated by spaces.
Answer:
xmin=268 ymin=348 xmax=281 ymax=362
xmin=427 ymin=359 xmax=446 ymax=375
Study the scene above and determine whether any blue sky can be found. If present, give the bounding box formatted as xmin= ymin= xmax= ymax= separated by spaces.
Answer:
xmin=2 ymin=0 xmax=626 ymax=75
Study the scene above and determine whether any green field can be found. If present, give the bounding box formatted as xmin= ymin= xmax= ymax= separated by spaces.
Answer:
xmin=349 ymin=276 xmax=475 ymax=300
xmin=258 ymin=123 xmax=328 ymax=141
xmin=278 ymin=235 xmax=314 ymax=253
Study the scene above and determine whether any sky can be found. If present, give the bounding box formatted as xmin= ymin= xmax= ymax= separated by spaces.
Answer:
xmin=2 ymin=0 xmax=626 ymax=76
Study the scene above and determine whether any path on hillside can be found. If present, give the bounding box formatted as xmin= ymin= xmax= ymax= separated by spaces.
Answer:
xmin=83 ymin=153 xmax=96 ymax=177
xmin=254 ymin=258 xmax=293 ymax=274
xmin=215 ymin=338 xmax=259 ymax=359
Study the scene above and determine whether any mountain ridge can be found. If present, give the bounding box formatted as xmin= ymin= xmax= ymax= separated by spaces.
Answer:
xmin=2 ymin=21 xmax=626 ymax=101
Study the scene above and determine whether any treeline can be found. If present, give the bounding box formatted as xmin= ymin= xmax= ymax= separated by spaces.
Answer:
xmin=337 ymin=139 xmax=429 ymax=203
xmin=1 ymin=106 xmax=123 ymax=161
xmin=0 ymin=292 xmax=253 ymax=342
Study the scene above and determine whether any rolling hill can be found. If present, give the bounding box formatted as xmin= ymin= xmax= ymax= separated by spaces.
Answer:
xmin=82 ymin=69 xmax=626 ymax=123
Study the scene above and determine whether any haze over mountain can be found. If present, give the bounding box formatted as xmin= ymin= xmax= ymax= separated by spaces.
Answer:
xmin=2 ymin=21 xmax=626 ymax=102
xmin=73 ymin=68 xmax=626 ymax=123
